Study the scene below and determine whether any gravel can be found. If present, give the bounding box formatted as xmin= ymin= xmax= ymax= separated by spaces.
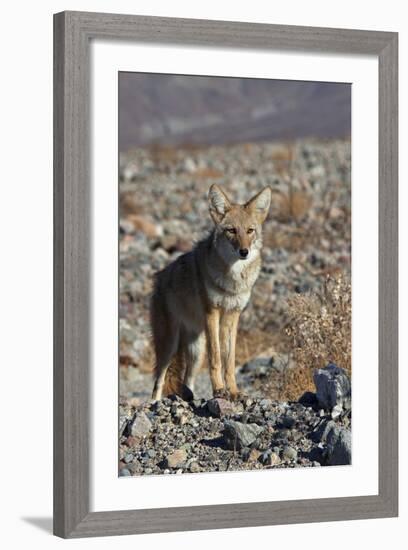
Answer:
xmin=119 ymin=376 xmax=352 ymax=476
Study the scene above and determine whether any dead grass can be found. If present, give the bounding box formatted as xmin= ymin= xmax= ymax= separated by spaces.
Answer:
xmin=281 ymin=273 xmax=351 ymax=401
xmin=193 ymin=167 xmax=223 ymax=180
xmin=264 ymin=224 xmax=314 ymax=253
xmin=272 ymin=189 xmax=312 ymax=223
xmin=149 ymin=144 xmax=180 ymax=164
xmin=235 ymin=328 xmax=281 ymax=366
xmin=120 ymin=343 xmax=155 ymax=374
xmin=271 ymin=144 xmax=294 ymax=176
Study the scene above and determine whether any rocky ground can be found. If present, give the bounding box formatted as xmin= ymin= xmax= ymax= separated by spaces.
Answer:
xmin=119 ymin=139 xmax=351 ymax=475
xmin=119 ymin=365 xmax=351 ymax=476
xmin=119 ymin=139 xmax=351 ymax=377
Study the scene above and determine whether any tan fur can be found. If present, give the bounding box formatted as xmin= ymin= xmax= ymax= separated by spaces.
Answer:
xmin=151 ymin=184 xmax=271 ymax=400
xmin=160 ymin=352 xmax=184 ymax=397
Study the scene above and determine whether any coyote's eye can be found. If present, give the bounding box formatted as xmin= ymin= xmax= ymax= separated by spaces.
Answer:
xmin=226 ymin=227 xmax=236 ymax=234
xmin=247 ymin=228 xmax=255 ymax=234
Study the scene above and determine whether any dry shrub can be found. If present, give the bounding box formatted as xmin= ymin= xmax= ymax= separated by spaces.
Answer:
xmin=264 ymin=225 xmax=310 ymax=252
xmin=271 ymin=144 xmax=294 ymax=176
xmin=133 ymin=342 xmax=155 ymax=374
xmin=272 ymin=188 xmax=312 ymax=223
xmin=282 ymin=273 xmax=351 ymax=400
xmin=235 ymin=328 xmax=281 ymax=367
xmin=149 ymin=144 xmax=179 ymax=164
xmin=271 ymin=146 xmax=293 ymax=163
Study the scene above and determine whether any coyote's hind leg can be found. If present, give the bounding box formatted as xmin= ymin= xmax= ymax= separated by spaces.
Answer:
xmin=151 ymin=321 xmax=180 ymax=401
xmin=182 ymin=330 xmax=205 ymax=394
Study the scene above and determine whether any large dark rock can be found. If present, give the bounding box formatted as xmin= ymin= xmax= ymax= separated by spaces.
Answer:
xmin=222 ymin=420 xmax=264 ymax=450
xmin=207 ymin=398 xmax=237 ymax=418
xmin=311 ymin=419 xmax=337 ymax=443
xmin=313 ymin=364 xmax=351 ymax=411
xmin=325 ymin=425 xmax=352 ymax=465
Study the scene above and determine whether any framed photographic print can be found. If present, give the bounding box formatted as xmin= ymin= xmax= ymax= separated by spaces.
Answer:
xmin=53 ymin=11 xmax=398 ymax=538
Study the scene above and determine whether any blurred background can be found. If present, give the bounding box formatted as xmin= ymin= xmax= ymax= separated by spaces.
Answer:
xmin=119 ymin=73 xmax=351 ymax=408
xmin=119 ymin=73 xmax=350 ymax=149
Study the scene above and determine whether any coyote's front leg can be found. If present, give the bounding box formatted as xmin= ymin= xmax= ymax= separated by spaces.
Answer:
xmin=220 ymin=310 xmax=240 ymax=399
xmin=205 ymin=308 xmax=225 ymax=397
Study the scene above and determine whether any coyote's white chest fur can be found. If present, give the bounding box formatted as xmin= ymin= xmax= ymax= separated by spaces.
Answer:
xmin=205 ymin=247 xmax=261 ymax=311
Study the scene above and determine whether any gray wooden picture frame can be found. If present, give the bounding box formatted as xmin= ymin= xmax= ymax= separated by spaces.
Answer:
xmin=53 ymin=10 xmax=398 ymax=539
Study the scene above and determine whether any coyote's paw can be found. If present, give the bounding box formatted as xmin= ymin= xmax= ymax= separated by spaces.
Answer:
xmin=213 ymin=388 xmax=231 ymax=400
xmin=230 ymin=391 xmax=250 ymax=404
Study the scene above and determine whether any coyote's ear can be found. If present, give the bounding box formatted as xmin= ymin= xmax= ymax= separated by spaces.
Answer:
xmin=246 ymin=186 xmax=272 ymax=223
xmin=208 ymin=184 xmax=231 ymax=223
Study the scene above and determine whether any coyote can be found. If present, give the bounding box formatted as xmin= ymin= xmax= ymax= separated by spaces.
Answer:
xmin=151 ymin=184 xmax=271 ymax=401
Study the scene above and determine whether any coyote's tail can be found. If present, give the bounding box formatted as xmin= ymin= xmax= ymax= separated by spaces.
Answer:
xmin=155 ymin=349 xmax=194 ymax=401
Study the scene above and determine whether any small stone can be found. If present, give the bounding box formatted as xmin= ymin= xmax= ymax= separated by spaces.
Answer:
xmin=281 ymin=415 xmax=296 ymax=429
xmin=259 ymin=450 xmax=271 ymax=465
xmin=260 ymin=451 xmax=281 ymax=466
xmin=124 ymin=453 xmax=134 ymax=464
xmin=189 ymin=461 xmax=200 ymax=473
xmin=223 ymin=420 xmax=264 ymax=450
xmin=282 ymin=446 xmax=298 ymax=461
xmin=143 ymin=449 xmax=156 ymax=459
xmin=131 ymin=411 xmax=152 ymax=438
xmin=119 ymin=468 xmax=131 ymax=477
xmin=248 ymin=448 xmax=262 ymax=462
xmin=241 ymin=352 xmax=290 ymax=376
xmin=124 ymin=436 xmax=138 ymax=448
xmin=192 ymin=399 xmax=205 ymax=409
xmin=165 ymin=448 xmax=187 ymax=469
xmin=160 ymin=234 xmax=178 ymax=251
xmin=127 ymin=214 xmax=162 ymax=238
xmin=259 ymin=398 xmax=272 ymax=410
xmin=269 ymin=452 xmax=281 ymax=466
xmin=207 ymin=398 xmax=236 ymax=418
xmin=144 ymin=467 xmax=153 ymax=475
xmin=176 ymin=414 xmax=189 ymax=425
xmin=183 ymin=157 xmax=197 ymax=173
xmin=331 ymin=404 xmax=343 ymax=420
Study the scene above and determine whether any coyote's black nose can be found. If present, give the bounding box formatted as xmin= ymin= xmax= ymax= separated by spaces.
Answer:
xmin=239 ymin=248 xmax=249 ymax=258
